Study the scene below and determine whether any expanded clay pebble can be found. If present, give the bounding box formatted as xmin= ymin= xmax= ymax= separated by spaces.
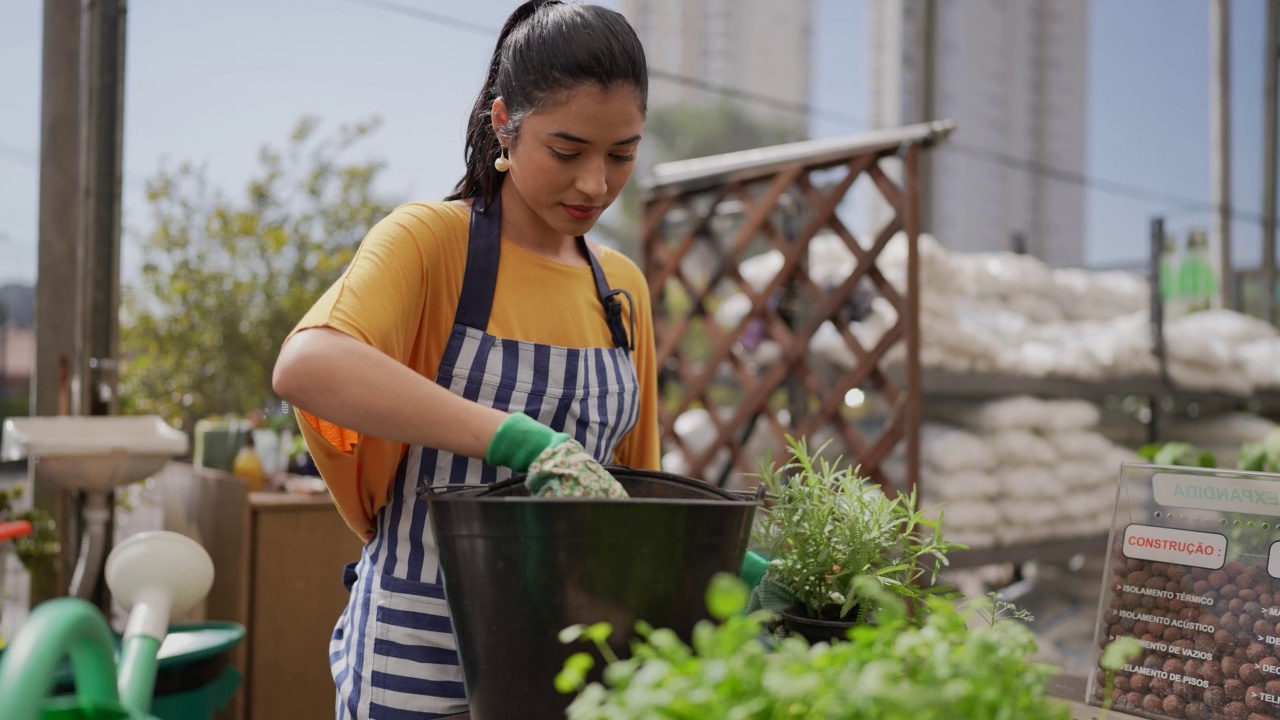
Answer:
xmin=1099 ymin=546 xmax=1280 ymax=719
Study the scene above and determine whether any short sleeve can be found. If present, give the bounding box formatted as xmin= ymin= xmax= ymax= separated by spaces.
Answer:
xmin=289 ymin=209 xmax=431 ymax=363
xmin=285 ymin=205 xmax=439 ymax=538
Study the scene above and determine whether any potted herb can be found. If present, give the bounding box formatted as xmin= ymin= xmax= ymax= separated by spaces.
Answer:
xmin=557 ymin=574 xmax=1074 ymax=719
xmin=749 ymin=437 xmax=962 ymax=642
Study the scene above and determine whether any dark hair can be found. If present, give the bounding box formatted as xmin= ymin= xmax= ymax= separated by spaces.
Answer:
xmin=445 ymin=0 xmax=649 ymax=203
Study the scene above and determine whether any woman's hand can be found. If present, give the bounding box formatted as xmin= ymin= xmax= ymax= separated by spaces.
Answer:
xmin=485 ymin=413 xmax=627 ymax=498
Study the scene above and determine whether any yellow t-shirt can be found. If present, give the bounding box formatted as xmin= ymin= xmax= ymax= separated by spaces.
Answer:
xmin=290 ymin=201 xmax=661 ymax=539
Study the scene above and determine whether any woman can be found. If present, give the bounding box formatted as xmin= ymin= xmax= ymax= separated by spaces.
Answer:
xmin=271 ymin=2 xmax=658 ymax=717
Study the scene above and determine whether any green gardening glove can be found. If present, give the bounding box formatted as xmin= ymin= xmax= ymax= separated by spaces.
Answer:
xmin=485 ymin=413 xmax=628 ymax=498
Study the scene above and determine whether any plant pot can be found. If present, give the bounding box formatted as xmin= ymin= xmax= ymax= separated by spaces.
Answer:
xmin=778 ymin=604 xmax=859 ymax=644
xmin=425 ymin=466 xmax=762 ymax=720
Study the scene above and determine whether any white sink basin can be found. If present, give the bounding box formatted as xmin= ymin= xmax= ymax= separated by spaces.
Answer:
xmin=1 ymin=416 xmax=189 ymax=491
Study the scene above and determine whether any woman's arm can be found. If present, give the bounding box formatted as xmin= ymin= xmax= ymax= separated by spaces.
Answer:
xmin=273 ymin=326 xmax=508 ymax=460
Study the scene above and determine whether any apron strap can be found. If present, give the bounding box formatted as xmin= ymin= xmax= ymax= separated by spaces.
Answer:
xmin=454 ymin=194 xmax=633 ymax=351
xmin=581 ymin=236 xmax=635 ymax=353
xmin=454 ymin=195 xmax=502 ymax=330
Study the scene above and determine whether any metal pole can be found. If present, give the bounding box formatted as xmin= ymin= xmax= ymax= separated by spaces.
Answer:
xmin=1211 ymin=0 xmax=1234 ymax=309
xmin=32 ymin=0 xmax=85 ymax=606
xmin=903 ymin=144 xmax=922 ymax=498
xmin=1264 ymin=0 xmax=1279 ymax=324
xmin=34 ymin=1 xmax=83 ymax=419
xmin=1150 ymin=217 xmax=1168 ymax=444
xmin=917 ymin=0 xmax=935 ymax=234
xmin=78 ymin=0 xmax=127 ymax=418
xmin=76 ymin=0 xmax=128 ymax=612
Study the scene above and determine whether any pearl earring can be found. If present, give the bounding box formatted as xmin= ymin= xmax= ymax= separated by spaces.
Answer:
xmin=494 ymin=146 xmax=510 ymax=173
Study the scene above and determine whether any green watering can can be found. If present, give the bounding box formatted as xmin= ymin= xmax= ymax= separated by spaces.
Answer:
xmin=0 ymin=531 xmax=217 ymax=720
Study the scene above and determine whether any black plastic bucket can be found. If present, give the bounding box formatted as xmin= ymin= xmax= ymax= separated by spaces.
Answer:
xmin=425 ymin=467 xmax=761 ymax=720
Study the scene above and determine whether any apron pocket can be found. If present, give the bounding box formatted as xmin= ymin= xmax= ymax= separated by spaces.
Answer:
xmin=370 ymin=573 xmax=468 ymax=709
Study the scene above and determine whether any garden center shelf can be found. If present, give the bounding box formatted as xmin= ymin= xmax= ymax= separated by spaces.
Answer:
xmin=898 ymin=368 xmax=1280 ymax=444
xmin=944 ymin=533 xmax=1109 ymax=571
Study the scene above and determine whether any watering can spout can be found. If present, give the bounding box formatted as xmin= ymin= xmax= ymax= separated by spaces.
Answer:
xmin=106 ymin=532 xmax=215 ymax=712
xmin=0 ymin=530 xmax=217 ymax=720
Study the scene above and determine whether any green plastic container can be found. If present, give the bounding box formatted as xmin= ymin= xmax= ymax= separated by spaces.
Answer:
xmin=0 ymin=622 xmax=244 ymax=720
xmin=192 ymin=419 xmax=250 ymax=473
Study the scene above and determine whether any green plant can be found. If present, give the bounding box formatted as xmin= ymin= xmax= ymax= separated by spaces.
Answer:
xmin=752 ymin=436 xmax=962 ymax=622
xmin=1236 ymin=427 xmax=1280 ymax=473
xmin=557 ymin=573 xmax=1072 ymax=719
xmin=1137 ymin=441 xmax=1216 ymax=468
xmin=120 ymin=116 xmax=399 ymax=433
xmin=1096 ymin=636 xmax=1142 ymax=720
xmin=0 ymin=485 xmax=59 ymax=572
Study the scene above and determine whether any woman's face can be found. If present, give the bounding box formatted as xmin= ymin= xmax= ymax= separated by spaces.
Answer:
xmin=497 ymin=84 xmax=645 ymax=239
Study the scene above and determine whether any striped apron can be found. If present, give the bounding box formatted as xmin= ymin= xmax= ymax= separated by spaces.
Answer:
xmin=330 ymin=195 xmax=641 ymax=719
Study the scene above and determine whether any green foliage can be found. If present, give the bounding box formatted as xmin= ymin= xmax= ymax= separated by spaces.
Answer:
xmin=0 ymin=485 xmax=59 ymax=572
xmin=1097 ymin=637 xmax=1142 ymax=720
xmin=753 ymin=437 xmax=962 ymax=621
xmin=1236 ymin=428 xmax=1280 ymax=473
xmin=119 ymin=117 xmax=399 ymax=432
xmin=558 ymin=573 xmax=1071 ymax=720
xmin=1137 ymin=441 xmax=1216 ymax=468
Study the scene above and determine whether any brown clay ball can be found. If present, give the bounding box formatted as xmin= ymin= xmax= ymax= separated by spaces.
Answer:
xmin=1245 ymin=685 xmax=1267 ymax=713
xmin=1246 ymin=644 xmax=1267 ymax=664
xmin=1202 ymin=661 xmax=1226 ymax=685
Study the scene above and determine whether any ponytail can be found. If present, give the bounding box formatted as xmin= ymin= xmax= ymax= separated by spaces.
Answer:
xmin=445 ymin=0 xmax=648 ymax=204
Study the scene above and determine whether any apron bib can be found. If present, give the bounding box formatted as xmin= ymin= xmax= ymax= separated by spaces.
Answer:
xmin=329 ymin=196 xmax=640 ymax=719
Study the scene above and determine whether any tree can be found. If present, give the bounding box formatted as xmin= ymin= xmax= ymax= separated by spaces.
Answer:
xmin=119 ymin=117 xmax=400 ymax=432
xmin=594 ymin=101 xmax=807 ymax=256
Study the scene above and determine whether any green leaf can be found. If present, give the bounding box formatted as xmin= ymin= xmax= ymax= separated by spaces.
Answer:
xmin=1100 ymin=637 xmax=1142 ymax=671
xmin=554 ymin=666 xmax=585 ymax=695
xmin=1264 ymin=429 xmax=1280 ymax=471
xmin=705 ymin=572 xmax=749 ymax=621
xmin=564 ymin=652 xmax=595 ymax=675
xmin=583 ymin=622 xmax=613 ymax=645
xmin=1137 ymin=443 xmax=1163 ymax=461
xmin=558 ymin=624 xmax=586 ymax=645
xmin=1239 ymin=441 xmax=1268 ymax=472
xmin=1153 ymin=442 xmax=1198 ymax=467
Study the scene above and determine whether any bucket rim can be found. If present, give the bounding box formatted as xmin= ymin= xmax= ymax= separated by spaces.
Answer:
xmin=424 ymin=494 xmax=761 ymax=506
xmin=420 ymin=464 xmax=766 ymax=504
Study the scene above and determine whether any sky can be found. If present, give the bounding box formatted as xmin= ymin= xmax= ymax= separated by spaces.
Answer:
xmin=0 ymin=0 xmax=1274 ymax=287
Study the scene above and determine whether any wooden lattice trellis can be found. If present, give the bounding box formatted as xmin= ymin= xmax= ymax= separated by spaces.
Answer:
xmin=641 ymin=121 xmax=955 ymax=494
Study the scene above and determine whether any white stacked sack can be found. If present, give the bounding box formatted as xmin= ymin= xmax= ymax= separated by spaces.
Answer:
xmin=710 ymin=231 xmax=1280 ymax=394
xmin=873 ymin=234 xmax=1279 ymax=393
xmin=905 ymin=396 xmax=1139 ymax=549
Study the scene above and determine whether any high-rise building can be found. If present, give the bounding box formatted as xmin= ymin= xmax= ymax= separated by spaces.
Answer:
xmin=867 ymin=0 xmax=1090 ymax=267
xmin=621 ymin=0 xmax=812 ymax=130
